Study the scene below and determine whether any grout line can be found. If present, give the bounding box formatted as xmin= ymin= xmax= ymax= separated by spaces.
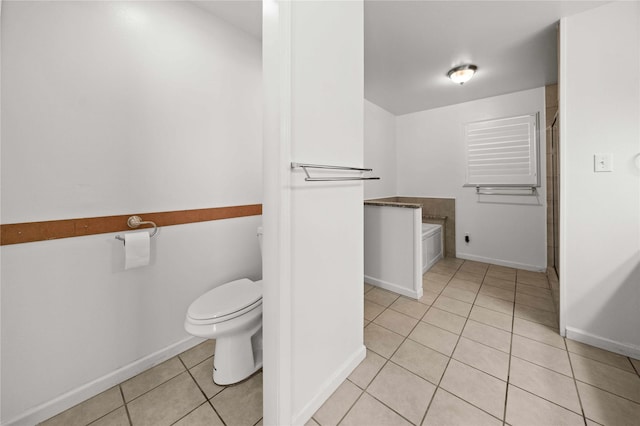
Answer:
xmin=120 ymin=359 xmax=186 ymax=405
xmin=118 ymin=385 xmax=134 ymax=426
xmin=564 ymin=335 xmax=589 ymax=426
xmin=508 ymin=382 xmax=587 ymax=418
xmin=357 ymin=265 xmax=459 ymax=425
xmin=509 ymin=353 xmax=574 ymax=379
xmin=568 ymin=351 xmax=640 ymax=375
xmin=515 ymin=272 xmax=586 ymax=425
xmin=177 ymin=354 xmax=231 ymax=426
xmin=432 ymin=388 xmax=504 ymax=424
xmin=472 ymin=300 xmax=514 ymax=317
xmin=511 ymin=309 xmax=558 ymax=330
xmin=502 ymin=270 xmax=520 ymax=426
xmin=454 ymin=326 xmax=510 ymax=354
xmin=208 ymin=399 xmax=227 ymax=426
xmin=176 ymin=357 xmax=226 ymax=426
xmin=573 ymin=378 xmax=640 ymax=406
xmin=361 ymin=390 xmax=424 ymax=425
xmin=350 ymin=340 xmax=416 ymax=424
xmin=84 ymin=402 xmax=130 ymax=426
xmin=629 ymin=358 xmax=640 ymax=377
xmin=178 ymin=356 xmax=212 ymax=403
xmin=419 ymin=260 xmax=492 ymax=426
xmin=169 ymin=402 xmax=213 ymax=426
xmin=403 ymin=335 xmax=456 ymax=359
xmin=564 ymin=348 xmax=638 ymax=375
xmin=363 ymin=299 xmax=389 ymax=323
xmin=511 ymin=330 xmax=572 ymax=352
xmin=332 ymin=379 xmax=366 ymax=425
xmin=326 ymin=389 xmax=366 ymax=426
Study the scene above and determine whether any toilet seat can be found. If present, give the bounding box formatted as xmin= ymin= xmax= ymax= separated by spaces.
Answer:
xmin=187 ymin=278 xmax=262 ymax=325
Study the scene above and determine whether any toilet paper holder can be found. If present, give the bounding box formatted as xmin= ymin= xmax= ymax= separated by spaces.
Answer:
xmin=115 ymin=216 xmax=158 ymax=242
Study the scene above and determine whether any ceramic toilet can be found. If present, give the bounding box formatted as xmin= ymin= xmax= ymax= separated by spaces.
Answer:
xmin=184 ymin=227 xmax=263 ymax=385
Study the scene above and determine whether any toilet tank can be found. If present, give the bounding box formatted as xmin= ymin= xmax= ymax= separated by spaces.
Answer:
xmin=422 ymin=223 xmax=443 ymax=273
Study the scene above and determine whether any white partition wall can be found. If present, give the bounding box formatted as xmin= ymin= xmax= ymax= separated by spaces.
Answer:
xmin=263 ymin=1 xmax=366 ymax=424
xmin=560 ymin=1 xmax=640 ymax=357
xmin=364 ymin=204 xmax=423 ymax=299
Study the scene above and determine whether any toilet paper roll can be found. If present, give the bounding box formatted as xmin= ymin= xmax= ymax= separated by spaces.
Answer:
xmin=124 ymin=232 xmax=150 ymax=270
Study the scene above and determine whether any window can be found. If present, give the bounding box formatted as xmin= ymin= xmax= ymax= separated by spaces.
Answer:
xmin=464 ymin=113 xmax=539 ymax=187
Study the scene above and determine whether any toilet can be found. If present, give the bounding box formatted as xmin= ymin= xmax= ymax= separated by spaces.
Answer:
xmin=184 ymin=227 xmax=263 ymax=385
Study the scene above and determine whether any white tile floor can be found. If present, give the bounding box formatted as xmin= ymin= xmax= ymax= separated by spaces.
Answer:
xmin=40 ymin=341 xmax=263 ymax=426
xmin=310 ymin=258 xmax=640 ymax=426
xmin=40 ymin=258 xmax=640 ymax=426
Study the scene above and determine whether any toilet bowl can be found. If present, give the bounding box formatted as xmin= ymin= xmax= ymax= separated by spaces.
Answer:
xmin=184 ymin=278 xmax=263 ymax=385
xmin=184 ymin=227 xmax=263 ymax=385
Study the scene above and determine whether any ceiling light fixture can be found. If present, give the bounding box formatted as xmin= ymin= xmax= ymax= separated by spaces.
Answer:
xmin=447 ymin=64 xmax=478 ymax=85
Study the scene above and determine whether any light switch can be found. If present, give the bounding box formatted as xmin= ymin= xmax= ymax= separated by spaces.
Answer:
xmin=594 ymin=153 xmax=613 ymax=172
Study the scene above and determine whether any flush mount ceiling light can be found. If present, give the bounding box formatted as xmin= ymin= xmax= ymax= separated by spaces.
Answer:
xmin=447 ymin=64 xmax=478 ymax=85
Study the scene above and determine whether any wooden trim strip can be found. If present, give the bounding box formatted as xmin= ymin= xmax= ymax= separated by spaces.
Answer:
xmin=0 ymin=204 xmax=262 ymax=246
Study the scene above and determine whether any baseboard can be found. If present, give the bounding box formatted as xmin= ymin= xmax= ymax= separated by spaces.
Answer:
xmin=364 ymin=275 xmax=422 ymax=299
xmin=2 ymin=336 xmax=204 ymax=426
xmin=565 ymin=327 xmax=640 ymax=359
xmin=456 ymin=252 xmax=546 ymax=272
xmin=292 ymin=344 xmax=366 ymax=425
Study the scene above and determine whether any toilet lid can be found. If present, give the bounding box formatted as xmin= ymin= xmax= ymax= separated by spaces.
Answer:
xmin=188 ymin=278 xmax=262 ymax=321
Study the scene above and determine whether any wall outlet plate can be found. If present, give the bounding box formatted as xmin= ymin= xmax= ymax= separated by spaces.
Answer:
xmin=594 ymin=153 xmax=613 ymax=172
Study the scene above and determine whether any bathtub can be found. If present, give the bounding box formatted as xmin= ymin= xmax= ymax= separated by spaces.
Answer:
xmin=422 ymin=223 xmax=443 ymax=273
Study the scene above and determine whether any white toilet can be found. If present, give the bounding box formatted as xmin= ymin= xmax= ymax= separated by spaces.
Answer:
xmin=184 ymin=228 xmax=263 ymax=385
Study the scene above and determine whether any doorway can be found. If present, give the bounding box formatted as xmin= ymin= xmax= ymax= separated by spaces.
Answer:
xmin=545 ymin=84 xmax=560 ymax=322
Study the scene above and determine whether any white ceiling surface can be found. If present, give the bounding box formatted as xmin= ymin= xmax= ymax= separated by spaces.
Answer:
xmin=195 ymin=0 xmax=606 ymax=115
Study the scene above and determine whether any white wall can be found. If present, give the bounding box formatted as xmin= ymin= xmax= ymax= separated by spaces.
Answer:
xmin=0 ymin=1 xmax=4 ymax=421
xmin=560 ymin=1 xmax=640 ymax=357
xmin=1 ymin=1 xmax=262 ymax=423
xmin=263 ymin=1 xmax=365 ymax=424
xmin=364 ymin=99 xmax=397 ymax=199
xmin=396 ymin=88 xmax=547 ymax=270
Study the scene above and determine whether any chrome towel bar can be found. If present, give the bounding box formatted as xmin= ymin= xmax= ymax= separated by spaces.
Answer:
xmin=115 ymin=216 xmax=158 ymax=242
xmin=291 ymin=162 xmax=380 ymax=182
xmin=475 ymin=186 xmax=537 ymax=196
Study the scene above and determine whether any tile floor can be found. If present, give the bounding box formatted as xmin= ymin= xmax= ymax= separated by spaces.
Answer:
xmin=40 ymin=258 xmax=640 ymax=426
xmin=313 ymin=258 xmax=640 ymax=426
xmin=39 ymin=338 xmax=263 ymax=426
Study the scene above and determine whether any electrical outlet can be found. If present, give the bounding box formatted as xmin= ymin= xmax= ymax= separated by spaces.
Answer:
xmin=594 ymin=153 xmax=613 ymax=172
xmin=464 ymin=233 xmax=470 ymax=243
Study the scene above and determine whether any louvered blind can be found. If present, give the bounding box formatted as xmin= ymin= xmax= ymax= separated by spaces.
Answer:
xmin=465 ymin=114 xmax=539 ymax=186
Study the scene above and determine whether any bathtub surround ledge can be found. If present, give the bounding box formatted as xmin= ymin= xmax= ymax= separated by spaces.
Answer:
xmin=363 ymin=201 xmax=421 ymax=209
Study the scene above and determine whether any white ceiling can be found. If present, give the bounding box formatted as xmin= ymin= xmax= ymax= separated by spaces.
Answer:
xmin=195 ymin=0 xmax=607 ymax=115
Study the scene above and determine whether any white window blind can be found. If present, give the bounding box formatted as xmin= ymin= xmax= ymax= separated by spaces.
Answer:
xmin=464 ymin=113 xmax=539 ymax=186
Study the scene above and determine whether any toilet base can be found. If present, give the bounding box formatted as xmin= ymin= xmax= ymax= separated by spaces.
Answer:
xmin=212 ymin=325 xmax=263 ymax=385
